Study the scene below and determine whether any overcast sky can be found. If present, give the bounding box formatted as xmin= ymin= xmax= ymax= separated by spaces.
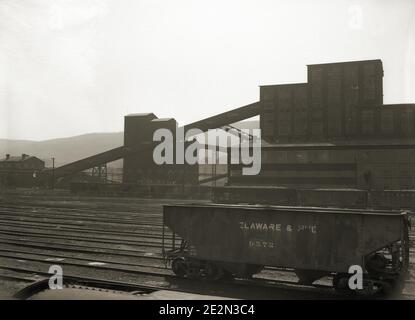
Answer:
xmin=1 ymin=0 xmax=414 ymax=141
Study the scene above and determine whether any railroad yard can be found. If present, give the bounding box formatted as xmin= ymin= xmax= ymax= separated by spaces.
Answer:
xmin=0 ymin=189 xmax=414 ymax=300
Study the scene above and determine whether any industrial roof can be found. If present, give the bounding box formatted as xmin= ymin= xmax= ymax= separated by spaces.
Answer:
xmin=151 ymin=118 xmax=176 ymax=122
xmin=259 ymin=82 xmax=307 ymax=88
xmin=125 ymin=113 xmax=156 ymax=117
xmin=0 ymin=155 xmax=42 ymax=162
xmin=307 ymin=59 xmax=382 ymax=66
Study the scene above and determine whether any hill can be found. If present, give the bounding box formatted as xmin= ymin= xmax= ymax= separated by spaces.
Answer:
xmin=0 ymin=120 xmax=259 ymax=168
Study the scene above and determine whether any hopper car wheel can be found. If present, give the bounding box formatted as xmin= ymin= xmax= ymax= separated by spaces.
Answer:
xmin=186 ymin=266 xmax=202 ymax=279
xmin=333 ymin=273 xmax=355 ymax=295
xmin=381 ymin=279 xmax=405 ymax=297
xmin=204 ymin=263 xmax=225 ymax=281
xmin=221 ymin=270 xmax=234 ymax=280
xmin=172 ymin=258 xmax=187 ymax=277
xmin=333 ymin=274 xmax=385 ymax=296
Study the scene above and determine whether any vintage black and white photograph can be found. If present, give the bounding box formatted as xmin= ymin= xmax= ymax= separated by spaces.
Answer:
xmin=0 ymin=0 xmax=414 ymax=306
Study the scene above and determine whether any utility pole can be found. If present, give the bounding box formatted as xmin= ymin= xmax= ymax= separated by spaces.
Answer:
xmin=52 ymin=157 xmax=55 ymax=190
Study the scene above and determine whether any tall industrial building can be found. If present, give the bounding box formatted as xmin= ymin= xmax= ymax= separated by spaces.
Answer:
xmin=0 ymin=154 xmax=45 ymax=187
xmin=122 ymin=113 xmax=198 ymax=185
xmin=230 ymin=59 xmax=415 ymax=190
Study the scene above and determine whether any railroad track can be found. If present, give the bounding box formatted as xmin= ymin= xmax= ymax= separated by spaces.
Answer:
xmin=0 ymin=195 xmax=414 ymax=299
xmin=0 ymin=258 xmax=353 ymax=300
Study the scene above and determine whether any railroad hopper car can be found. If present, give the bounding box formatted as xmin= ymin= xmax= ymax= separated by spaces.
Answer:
xmin=163 ymin=203 xmax=410 ymax=295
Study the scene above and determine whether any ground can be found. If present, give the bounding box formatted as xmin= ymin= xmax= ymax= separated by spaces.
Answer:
xmin=0 ymin=188 xmax=414 ymax=300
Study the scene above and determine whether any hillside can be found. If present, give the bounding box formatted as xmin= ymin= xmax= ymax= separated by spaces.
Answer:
xmin=0 ymin=132 xmax=124 ymax=168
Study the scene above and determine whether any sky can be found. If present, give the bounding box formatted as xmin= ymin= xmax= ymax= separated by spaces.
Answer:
xmin=0 ymin=0 xmax=414 ymax=141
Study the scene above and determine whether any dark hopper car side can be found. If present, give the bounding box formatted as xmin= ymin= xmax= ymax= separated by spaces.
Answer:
xmin=162 ymin=204 xmax=410 ymax=296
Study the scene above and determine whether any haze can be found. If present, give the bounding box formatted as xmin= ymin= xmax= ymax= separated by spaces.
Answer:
xmin=1 ymin=0 xmax=414 ymax=141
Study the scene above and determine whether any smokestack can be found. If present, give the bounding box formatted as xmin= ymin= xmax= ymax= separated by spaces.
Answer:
xmin=5 ymin=154 xmax=10 ymax=160
xmin=21 ymin=154 xmax=28 ymax=160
